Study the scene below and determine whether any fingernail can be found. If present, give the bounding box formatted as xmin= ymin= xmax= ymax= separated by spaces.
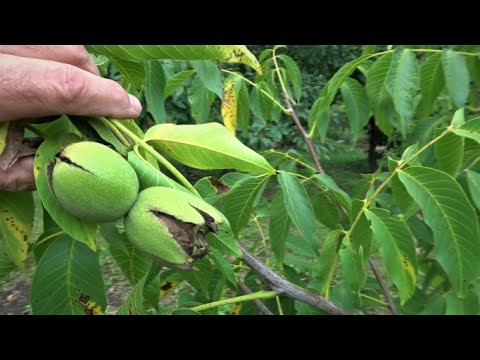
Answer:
xmin=128 ymin=94 xmax=142 ymax=117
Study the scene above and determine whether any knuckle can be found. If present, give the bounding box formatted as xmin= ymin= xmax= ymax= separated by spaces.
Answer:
xmin=52 ymin=65 xmax=87 ymax=104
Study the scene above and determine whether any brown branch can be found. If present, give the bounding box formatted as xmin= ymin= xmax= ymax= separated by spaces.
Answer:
xmin=239 ymin=243 xmax=349 ymax=315
xmin=283 ymin=93 xmax=398 ymax=315
xmin=369 ymin=258 xmax=399 ymax=315
xmin=238 ymin=281 xmax=274 ymax=315
xmin=283 ymin=95 xmax=324 ymax=174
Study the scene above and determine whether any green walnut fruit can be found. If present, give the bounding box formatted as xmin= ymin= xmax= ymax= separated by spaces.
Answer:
xmin=125 ymin=186 xmax=223 ymax=270
xmin=50 ymin=141 xmax=139 ymax=223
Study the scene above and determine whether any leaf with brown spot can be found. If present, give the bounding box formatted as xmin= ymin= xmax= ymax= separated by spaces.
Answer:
xmin=0 ymin=191 xmax=34 ymax=268
xmin=31 ymin=235 xmax=106 ymax=315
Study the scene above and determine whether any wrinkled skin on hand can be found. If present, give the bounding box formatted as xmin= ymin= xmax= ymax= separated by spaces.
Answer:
xmin=0 ymin=45 xmax=142 ymax=192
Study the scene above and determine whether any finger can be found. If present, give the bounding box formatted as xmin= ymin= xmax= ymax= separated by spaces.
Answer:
xmin=0 ymin=54 xmax=142 ymax=122
xmin=0 ymin=45 xmax=100 ymax=75
xmin=0 ymin=156 xmax=35 ymax=192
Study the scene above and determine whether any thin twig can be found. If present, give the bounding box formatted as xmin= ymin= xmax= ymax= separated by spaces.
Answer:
xmin=239 ymin=243 xmax=349 ymax=315
xmin=369 ymin=258 xmax=399 ymax=315
xmin=283 ymin=95 xmax=325 ymax=174
xmin=190 ymin=290 xmax=279 ymax=312
xmin=238 ymin=281 xmax=274 ymax=315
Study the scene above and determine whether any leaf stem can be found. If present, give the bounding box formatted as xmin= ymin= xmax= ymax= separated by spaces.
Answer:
xmin=275 ymin=296 xmax=284 ymax=315
xmin=264 ymin=149 xmax=316 ymax=173
xmin=360 ymin=293 xmax=388 ymax=306
xmin=109 ymin=119 xmax=200 ymax=197
xmin=98 ymin=117 xmax=131 ymax=147
xmin=33 ymin=231 xmax=65 ymax=248
xmin=26 ymin=124 xmax=48 ymax=139
xmin=345 ymin=129 xmax=452 ymax=238
xmin=190 ymin=290 xmax=279 ymax=312
xmin=221 ymin=69 xmax=291 ymax=114
xmin=272 ymin=49 xmax=291 ymax=102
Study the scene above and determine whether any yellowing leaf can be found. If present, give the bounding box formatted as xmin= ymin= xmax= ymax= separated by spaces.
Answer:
xmin=0 ymin=191 xmax=34 ymax=268
xmin=145 ymin=123 xmax=275 ymax=174
xmin=221 ymin=76 xmax=238 ymax=134
xmin=0 ymin=122 xmax=8 ymax=155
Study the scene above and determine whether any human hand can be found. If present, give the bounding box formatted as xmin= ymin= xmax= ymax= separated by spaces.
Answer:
xmin=0 ymin=45 xmax=142 ymax=192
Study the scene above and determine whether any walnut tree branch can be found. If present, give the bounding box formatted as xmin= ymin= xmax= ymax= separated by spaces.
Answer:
xmin=369 ymin=258 xmax=399 ymax=315
xmin=239 ymin=243 xmax=349 ymax=315
xmin=283 ymin=96 xmax=324 ymax=174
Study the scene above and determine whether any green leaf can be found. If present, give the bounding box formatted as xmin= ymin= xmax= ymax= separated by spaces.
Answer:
xmin=340 ymin=78 xmax=370 ymax=144
xmin=216 ymin=174 xmax=271 ymax=237
xmin=442 ymin=49 xmax=470 ymax=108
xmin=117 ymin=272 xmax=148 ymax=315
xmin=312 ymin=192 xmax=340 ymax=229
xmin=407 ymin=215 xmax=434 ymax=245
xmin=466 ymin=170 xmax=480 ymax=211
xmin=388 ymin=159 xmax=418 ymax=219
xmin=416 ymin=53 xmax=445 ymax=118
xmin=110 ymin=58 xmax=145 ymax=94
xmin=362 ymin=45 xmax=377 ymax=55
xmin=311 ymin=174 xmax=352 ymax=211
xmin=364 ymin=208 xmax=418 ymax=304
xmin=191 ymin=60 xmax=223 ymax=99
xmin=366 ymin=52 xmax=395 ymax=136
xmin=221 ymin=74 xmax=250 ymax=134
xmin=269 ymin=190 xmax=291 ymax=268
xmin=144 ymin=60 xmax=166 ymax=123
xmin=349 ymin=199 xmax=372 ymax=262
xmin=434 ymin=130 xmax=464 ymax=177
xmin=398 ymin=167 xmax=480 ymax=296
xmin=100 ymin=224 xmax=151 ymax=284
xmin=188 ymin=76 xmax=215 ymax=124
xmin=0 ymin=191 xmax=33 ymax=268
xmin=452 ymin=116 xmax=480 ymax=143
xmin=180 ymin=258 xmax=213 ymax=298
xmin=0 ymin=234 xmax=15 ymax=279
xmin=340 ymin=236 xmax=366 ymax=294
xmin=31 ymin=235 xmax=106 ymax=314
xmin=117 ymin=262 xmax=160 ymax=315
xmin=236 ymin=77 xmax=250 ymax=133
xmin=34 ymin=131 xmax=96 ymax=251
xmin=386 ymin=48 xmax=420 ymax=138
xmin=467 ymin=55 xmax=480 ymax=87
xmin=88 ymin=45 xmax=261 ymax=73
xmin=278 ymin=171 xmax=316 ymax=246
xmin=207 ymin=224 xmax=241 ymax=257
xmin=309 ymin=54 xmax=371 ymax=140
xmin=209 ymin=249 xmax=237 ymax=290
xmin=165 ymin=69 xmax=196 ymax=98
xmin=408 ymin=116 xmax=444 ymax=164
xmin=251 ymin=82 xmax=275 ymax=122
xmin=127 ymin=151 xmax=187 ymax=192
xmin=278 ymin=54 xmax=302 ymax=102
xmin=87 ymin=118 xmax=128 ymax=155
xmin=313 ymin=230 xmax=342 ymax=297
xmin=445 ymin=291 xmax=479 ymax=315
xmin=33 ymin=227 xmax=64 ymax=262
xmin=450 ymin=108 xmax=465 ymax=127
xmin=266 ymin=70 xmax=282 ymax=122
xmin=145 ymin=122 xmax=276 ymax=174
